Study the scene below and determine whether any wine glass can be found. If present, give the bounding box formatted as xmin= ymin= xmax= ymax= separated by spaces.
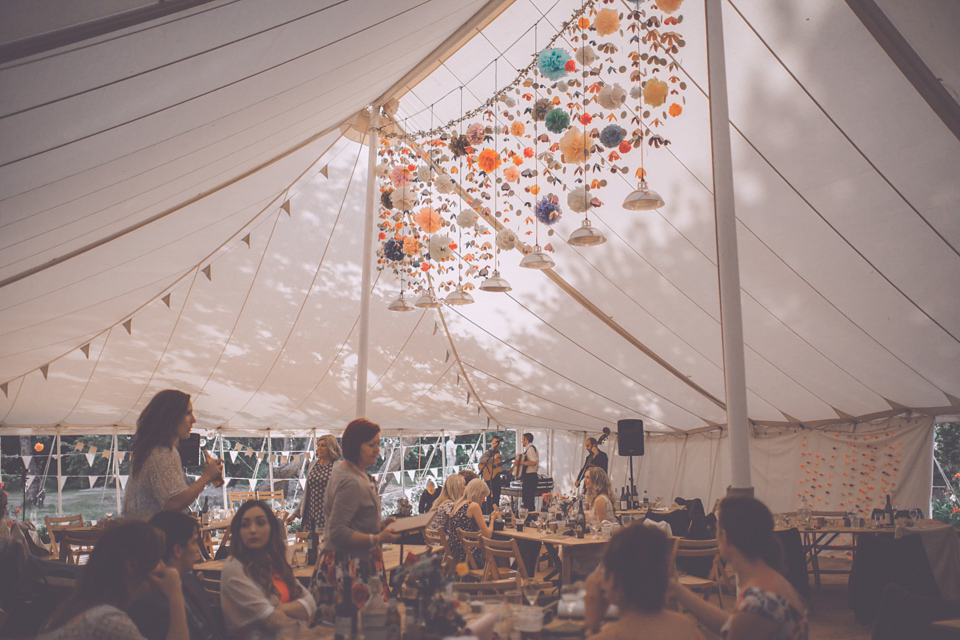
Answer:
xmin=518 ymin=507 xmax=529 ymax=526
xmin=522 ymin=578 xmax=539 ymax=606
xmin=910 ymin=508 xmax=921 ymax=522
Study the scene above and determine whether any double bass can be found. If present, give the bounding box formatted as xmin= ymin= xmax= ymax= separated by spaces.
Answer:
xmin=575 ymin=427 xmax=611 ymax=487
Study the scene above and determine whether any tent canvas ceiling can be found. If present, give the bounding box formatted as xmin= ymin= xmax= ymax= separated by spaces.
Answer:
xmin=0 ymin=0 xmax=958 ymax=445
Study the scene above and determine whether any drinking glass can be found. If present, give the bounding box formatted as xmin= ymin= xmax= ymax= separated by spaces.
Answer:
xmin=522 ymin=578 xmax=539 ymax=606
xmin=910 ymin=508 xmax=921 ymax=522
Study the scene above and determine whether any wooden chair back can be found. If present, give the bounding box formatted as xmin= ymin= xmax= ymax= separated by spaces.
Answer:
xmin=256 ymin=489 xmax=283 ymax=507
xmin=228 ymin=491 xmax=256 ymax=508
xmin=196 ymin=573 xmax=222 ymax=608
xmin=457 ymin=529 xmax=485 ymax=576
xmin=675 ymin=537 xmax=723 ymax=607
xmin=45 ymin=515 xmax=84 ymax=556
xmin=59 ymin=527 xmax=104 ymax=564
xmin=479 ymin=535 xmax=526 ymax=582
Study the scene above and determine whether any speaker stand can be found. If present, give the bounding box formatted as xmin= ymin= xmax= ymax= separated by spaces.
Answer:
xmin=628 ymin=456 xmax=637 ymax=510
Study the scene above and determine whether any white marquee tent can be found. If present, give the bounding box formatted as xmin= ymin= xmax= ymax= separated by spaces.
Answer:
xmin=1 ymin=0 xmax=958 ymax=512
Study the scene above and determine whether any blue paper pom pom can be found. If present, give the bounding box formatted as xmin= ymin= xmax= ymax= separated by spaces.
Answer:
xmin=599 ymin=124 xmax=626 ymax=148
xmin=535 ymin=197 xmax=562 ymax=226
xmin=537 ymin=47 xmax=571 ymax=81
xmin=545 ymin=108 xmax=570 ymax=134
xmin=384 ymin=238 xmax=404 ymax=261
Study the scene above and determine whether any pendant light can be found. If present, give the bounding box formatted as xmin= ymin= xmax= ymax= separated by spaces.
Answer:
xmin=567 ymin=217 xmax=607 ymax=246
xmin=519 ymin=245 xmax=555 ymax=270
xmin=444 ymin=284 xmax=475 ymax=305
xmin=414 ymin=288 xmax=441 ymax=309
xmin=387 ymin=291 xmax=415 ymax=312
xmin=479 ymin=269 xmax=512 ymax=292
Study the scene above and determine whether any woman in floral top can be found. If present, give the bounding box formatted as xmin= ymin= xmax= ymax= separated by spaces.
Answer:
xmin=670 ymin=496 xmax=808 ymax=640
xmin=427 ymin=474 xmax=465 ymax=535
xmin=122 ymin=390 xmax=222 ymax=521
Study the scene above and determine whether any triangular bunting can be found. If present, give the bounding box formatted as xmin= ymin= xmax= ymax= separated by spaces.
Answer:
xmin=248 ymin=479 xmax=257 ymax=491
xmin=241 ymin=234 xmax=251 ymax=247
xmin=281 ymin=200 xmax=291 ymax=215
xmin=117 ymin=451 xmax=126 ymax=462
xmin=89 ymin=446 xmax=98 ymax=455
xmin=235 ymin=442 xmax=244 ymax=451
xmin=58 ymin=476 xmax=68 ymax=490
xmin=80 ymin=344 xmax=91 ymax=358
xmin=229 ymin=451 xmax=239 ymax=463
xmin=85 ymin=453 xmax=95 ymax=467
xmin=88 ymin=476 xmax=98 ymax=488
xmin=0 ymin=382 xmax=7 ymax=397
xmin=119 ymin=476 xmax=129 ymax=490
xmin=22 ymin=455 xmax=33 ymax=469
xmin=299 ymin=478 xmax=307 ymax=489
xmin=122 ymin=319 xmax=132 ymax=334
xmin=101 ymin=450 xmax=111 ymax=460
xmin=407 ymin=471 xmax=417 ymax=482
xmin=201 ymin=265 xmax=212 ymax=281
xmin=162 ymin=294 xmax=172 ymax=308
xmin=75 ymin=442 xmax=84 ymax=451
xmin=319 ymin=165 xmax=329 ymax=178
xmin=40 ymin=364 xmax=49 ymax=380
xmin=245 ymin=447 xmax=253 ymax=456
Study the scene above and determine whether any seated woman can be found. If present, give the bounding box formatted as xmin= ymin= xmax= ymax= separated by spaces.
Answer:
xmin=584 ymin=524 xmax=702 ymax=640
xmin=418 ymin=479 xmax=439 ymax=514
xmin=446 ymin=478 xmax=501 ymax=569
xmin=221 ymin=500 xmax=316 ymax=639
xmin=428 ymin=474 xmax=465 ymax=535
xmin=38 ymin=521 xmax=188 ymax=640
xmin=583 ymin=467 xmax=617 ymax=527
xmin=670 ymin=495 xmax=808 ymax=640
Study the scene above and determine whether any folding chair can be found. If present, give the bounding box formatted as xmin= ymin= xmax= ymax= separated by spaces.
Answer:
xmin=256 ymin=489 xmax=284 ymax=510
xmin=196 ymin=573 xmax=222 ymax=609
xmin=457 ymin=529 xmax=486 ymax=581
xmin=228 ymin=491 xmax=256 ymax=509
xmin=676 ymin=538 xmax=723 ymax=608
xmin=59 ymin=528 xmax=104 ymax=565
xmin=45 ymin=515 xmax=84 ymax=558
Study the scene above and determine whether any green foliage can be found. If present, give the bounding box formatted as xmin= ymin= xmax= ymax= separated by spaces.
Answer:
xmin=933 ymin=422 xmax=960 ymax=525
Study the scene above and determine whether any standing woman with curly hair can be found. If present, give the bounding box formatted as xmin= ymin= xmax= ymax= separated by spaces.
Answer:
xmin=221 ymin=500 xmax=316 ymax=639
xmin=122 ymin=390 xmax=223 ymax=521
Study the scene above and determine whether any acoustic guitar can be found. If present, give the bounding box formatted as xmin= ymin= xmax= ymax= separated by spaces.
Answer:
xmin=480 ymin=450 xmax=512 ymax=482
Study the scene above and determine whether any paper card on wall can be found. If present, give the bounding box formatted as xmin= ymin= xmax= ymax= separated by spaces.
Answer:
xmin=85 ymin=453 xmax=95 ymax=467
xmin=88 ymin=476 xmax=98 ymax=488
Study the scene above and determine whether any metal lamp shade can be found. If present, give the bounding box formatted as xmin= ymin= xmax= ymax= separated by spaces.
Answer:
xmin=622 ymin=180 xmax=664 ymax=211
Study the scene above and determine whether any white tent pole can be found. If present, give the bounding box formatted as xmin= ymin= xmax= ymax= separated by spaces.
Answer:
xmin=113 ymin=429 xmax=122 ymax=514
xmin=267 ymin=430 xmax=274 ymax=493
xmin=705 ymin=0 xmax=752 ymax=493
xmin=56 ymin=431 xmax=63 ymax=517
xmin=356 ymin=105 xmax=379 ymax=419
xmin=218 ymin=430 xmax=228 ymax=508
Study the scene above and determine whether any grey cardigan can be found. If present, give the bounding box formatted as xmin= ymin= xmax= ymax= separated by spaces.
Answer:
xmin=323 ymin=462 xmax=381 ymax=553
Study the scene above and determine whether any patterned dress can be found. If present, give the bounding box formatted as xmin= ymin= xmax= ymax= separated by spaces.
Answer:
xmin=447 ymin=503 xmax=484 ymax=568
xmin=122 ymin=447 xmax=188 ymax=521
xmin=721 ymin=587 xmax=808 ymax=640
xmin=38 ymin=605 xmax=147 ymax=640
xmin=428 ymin=501 xmax=456 ymax=535
xmin=301 ymin=461 xmax=333 ymax=534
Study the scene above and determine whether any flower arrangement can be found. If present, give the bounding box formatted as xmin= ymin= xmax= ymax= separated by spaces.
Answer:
xmin=380 ymin=190 xmax=393 ymax=210
xmin=449 ymin=134 xmax=471 ymax=158
xmin=393 ymin=186 xmax=417 ymax=211
xmin=389 ymin=552 xmax=465 ymax=638
xmin=545 ymin=108 xmax=570 ymax=134
xmin=496 ymin=228 xmax=518 ymax=251
xmin=656 ymin=0 xmax=684 ymax=14
xmin=415 ymin=207 xmax=443 ymax=233
xmin=429 ymin=234 xmax=454 ymax=261
xmin=434 ymin=174 xmax=455 ymax=194
xmin=537 ymin=47 xmax=572 ymax=81
xmin=567 ymin=186 xmax=592 ymax=213
xmin=510 ymin=121 xmax=525 ymax=137
xmin=466 ymin=123 xmax=486 ymax=145
xmin=576 ymin=45 xmax=599 ymax=67
xmin=456 ymin=209 xmax=478 ymax=228
xmin=535 ymin=196 xmax=562 ymax=225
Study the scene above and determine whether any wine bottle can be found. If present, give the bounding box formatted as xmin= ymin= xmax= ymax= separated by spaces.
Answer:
xmin=576 ymin=499 xmax=586 ymax=539
xmin=642 ymin=489 xmax=649 ymax=508
xmin=619 ymin=487 xmax=628 ymax=511
xmin=361 ymin=578 xmax=388 ymax=640
xmin=884 ymin=494 xmax=895 ymax=526
xmin=307 ymin=528 xmax=319 ymax=566
xmin=202 ymin=449 xmax=225 ymax=487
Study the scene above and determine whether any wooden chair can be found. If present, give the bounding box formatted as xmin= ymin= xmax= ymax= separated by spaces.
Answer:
xmin=675 ymin=538 xmax=723 ymax=608
xmin=228 ymin=491 xmax=256 ymax=508
xmin=456 ymin=529 xmax=486 ymax=581
xmin=45 ymin=514 xmax=84 ymax=557
xmin=256 ymin=489 xmax=284 ymax=510
xmin=424 ymin=528 xmax=455 ymax=576
xmin=60 ymin=527 xmax=104 ymax=564
xmin=479 ymin=535 xmax=534 ymax=584
xmin=196 ymin=573 xmax=222 ymax=609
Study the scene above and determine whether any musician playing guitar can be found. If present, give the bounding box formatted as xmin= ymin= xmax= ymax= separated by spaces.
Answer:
xmin=477 ymin=436 xmax=513 ymax=512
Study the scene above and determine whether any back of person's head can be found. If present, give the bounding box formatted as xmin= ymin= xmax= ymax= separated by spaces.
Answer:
xmin=149 ymin=510 xmax=199 ymax=562
xmin=132 ymin=389 xmax=191 ymax=476
xmin=42 ymin=520 xmax=164 ymax=632
xmin=433 ymin=474 xmax=465 ymax=509
xmin=718 ymin=495 xmax=783 ymax=571
xmin=340 ymin=418 xmax=380 ymax=464
xmin=464 ymin=478 xmax=490 ymax=504
xmin=319 ymin=433 xmax=341 ymax=460
xmin=458 ymin=469 xmax=479 ymax=483
xmin=602 ymin=523 xmax=671 ymax=613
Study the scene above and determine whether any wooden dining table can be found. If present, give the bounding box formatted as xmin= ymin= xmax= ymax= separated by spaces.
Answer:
xmin=497 ymin=525 xmax=607 ymax=586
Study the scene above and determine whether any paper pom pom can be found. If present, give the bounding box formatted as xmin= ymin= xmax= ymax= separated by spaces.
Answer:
xmin=630 ymin=85 xmax=642 ymax=100
xmin=429 ymin=234 xmax=454 ymax=261
xmin=435 ymin=174 xmax=456 ymax=194
xmin=535 ymin=197 xmax=562 ymax=225
xmin=503 ymin=166 xmax=520 ymax=183
xmin=477 ymin=148 xmax=501 ymax=173
xmin=375 ymin=161 xmax=391 ymax=178
xmin=496 ymin=228 xmax=518 ymax=250
xmin=450 ymin=134 xmax=470 ymax=158
xmin=594 ymin=8 xmax=620 ymax=36
xmin=466 ymin=123 xmax=486 ymax=145
xmin=558 ymin=128 xmax=590 ymax=164
xmin=597 ymin=83 xmax=626 ymax=110
xmin=576 ymin=46 xmax=599 ymax=67
xmin=383 ymin=238 xmax=404 ymax=261
xmin=557 ymin=81 xmax=568 ymax=93
xmin=643 ymin=78 xmax=669 ymax=107
xmin=393 ymin=186 xmax=417 ymax=210
xmin=656 ymin=0 xmax=683 ymax=14
xmin=669 ymin=103 xmax=683 ymax=117
xmin=501 ymin=95 xmax=516 ymax=108
xmin=389 ymin=165 xmax=412 ymax=186
xmin=403 ymin=236 xmax=420 ymax=256
xmin=567 ymin=186 xmax=592 ymax=213
xmin=415 ymin=207 xmax=443 ymax=232
xmin=510 ymin=121 xmax=525 ymax=136
xmin=457 ymin=209 xmax=478 ymax=228
xmin=545 ymin=108 xmax=570 ymax=134
xmin=599 ymin=124 xmax=626 ymax=148
xmin=532 ymin=98 xmax=552 ymax=122
xmin=380 ymin=191 xmax=393 ymax=210
xmin=417 ymin=165 xmax=431 ymax=182
xmin=537 ymin=47 xmax=572 ymax=81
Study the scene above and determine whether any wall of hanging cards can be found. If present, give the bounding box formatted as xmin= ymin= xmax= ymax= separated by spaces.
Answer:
xmin=375 ymin=0 xmax=688 ymax=305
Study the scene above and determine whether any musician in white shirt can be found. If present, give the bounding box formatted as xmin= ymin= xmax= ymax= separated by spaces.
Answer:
xmin=516 ymin=433 xmax=539 ymax=512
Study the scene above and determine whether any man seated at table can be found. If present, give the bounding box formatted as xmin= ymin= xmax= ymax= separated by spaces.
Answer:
xmin=128 ymin=511 xmax=226 ymax=640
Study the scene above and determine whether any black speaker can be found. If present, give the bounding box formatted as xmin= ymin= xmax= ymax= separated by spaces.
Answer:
xmin=178 ymin=433 xmax=201 ymax=467
xmin=617 ymin=419 xmax=644 ymax=456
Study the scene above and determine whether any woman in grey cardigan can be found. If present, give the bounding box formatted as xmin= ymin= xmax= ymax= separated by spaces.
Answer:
xmin=307 ymin=419 xmax=399 ymax=626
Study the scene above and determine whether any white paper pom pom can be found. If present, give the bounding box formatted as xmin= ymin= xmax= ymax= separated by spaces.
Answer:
xmin=457 ymin=209 xmax=478 ymax=228
xmin=496 ymin=228 xmax=518 ymax=251
xmin=567 ymin=186 xmax=592 ymax=213
xmin=435 ymin=174 xmax=456 ymax=194
xmin=417 ymin=165 xmax=431 ymax=182
xmin=576 ymin=46 xmax=599 ymax=67
xmin=429 ymin=234 xmax=454 ymax=261
xmin=393 ymin=185 xmax=417 ymax=210
xmin=597 ymin=83 xmax=626 ymax=110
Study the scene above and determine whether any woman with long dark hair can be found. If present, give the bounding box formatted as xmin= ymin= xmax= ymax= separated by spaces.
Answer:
xmin=221 ymin=500 xmax=316 ymax=639
xmin=122 ymin=390 xmax=222 ymax=521
xmin=584 ymin=524 xmax=702 ymax=639
xmin=38 ymin=521 xmax=188 ymax=640
xmin=670 ymin=495 xmax=808 ymax=640
xmin=308 ymin=419 xmax=400 ymax=625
